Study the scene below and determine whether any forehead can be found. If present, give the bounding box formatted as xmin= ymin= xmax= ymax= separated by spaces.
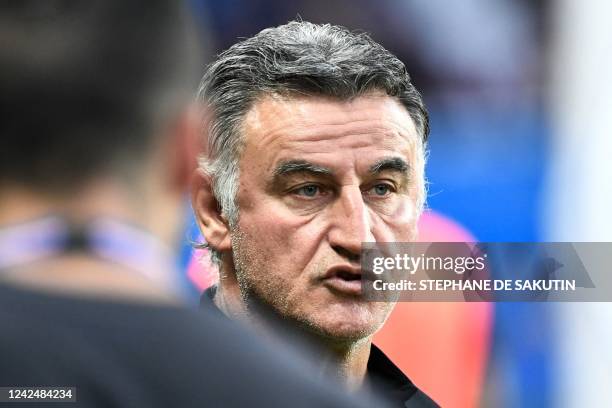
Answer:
xmin=240 ymin=93 xmax=420 ymax=174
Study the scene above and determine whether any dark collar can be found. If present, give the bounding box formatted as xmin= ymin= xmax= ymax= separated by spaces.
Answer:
xmin=200 ymin=286 xmax=438 ymax=407
xmin=200 ymin=284 xmax=222 ymax=315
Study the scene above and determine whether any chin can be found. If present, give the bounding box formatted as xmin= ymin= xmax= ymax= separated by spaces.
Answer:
xmin=318 ymin=324 xmax=377 ymax=342
xmin=304 ymin=307 xmax=387 ymax=343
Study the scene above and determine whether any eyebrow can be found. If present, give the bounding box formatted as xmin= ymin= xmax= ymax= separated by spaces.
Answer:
xmin=273 ymin=160 xmax=334 ymax=177
xmin=368 ymin=157 xmax=410 ymax=175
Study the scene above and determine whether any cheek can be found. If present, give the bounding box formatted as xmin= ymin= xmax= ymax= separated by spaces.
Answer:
xmin=371 ymin=198 xmax=419 ymax=242
xmin=237 ymin=205 xmax=322 ymax=273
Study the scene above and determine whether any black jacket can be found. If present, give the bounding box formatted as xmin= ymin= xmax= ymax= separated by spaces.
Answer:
xmin=201 ymin=285 xmax=439 ymax=407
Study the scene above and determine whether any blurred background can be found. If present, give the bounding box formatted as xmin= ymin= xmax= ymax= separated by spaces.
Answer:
xmin=176 ymin=0 xmax=612 ymax=406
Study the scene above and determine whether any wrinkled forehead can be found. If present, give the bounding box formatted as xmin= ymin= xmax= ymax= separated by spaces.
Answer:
xmin=240 ymin=92 xmax=422 ymax=176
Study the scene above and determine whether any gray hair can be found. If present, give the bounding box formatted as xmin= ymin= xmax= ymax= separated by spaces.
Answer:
xmin=197 ymin=21 xmax=429 ymax=264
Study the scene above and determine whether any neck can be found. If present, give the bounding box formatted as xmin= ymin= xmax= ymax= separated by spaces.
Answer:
xmin=0 ymin=182 xmax=181 ymax=304
xmin=214 ymin=274 xmax=250 ymax=319
xmin=317 ymin=336 xmax=372 ymax=391
xmin=214 ymin=273 xmax=372 ymax=390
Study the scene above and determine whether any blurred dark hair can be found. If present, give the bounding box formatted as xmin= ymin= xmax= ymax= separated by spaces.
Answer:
xmin=0 ymin=1 xmax=201 ymax=193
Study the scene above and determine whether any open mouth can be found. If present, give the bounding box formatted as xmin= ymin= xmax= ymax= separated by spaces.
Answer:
xmin=322 ymin=266 xmax=363 ymax=295
xmin=335 ymin=269 xmax=362 ymax=281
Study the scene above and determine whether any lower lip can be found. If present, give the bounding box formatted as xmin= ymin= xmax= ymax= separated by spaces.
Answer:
xmin=322 ymin=277 xmax=363 ymax=296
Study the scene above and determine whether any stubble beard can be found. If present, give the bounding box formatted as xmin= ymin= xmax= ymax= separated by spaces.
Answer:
xmin=229 ymin=226 xmax=292 ymax=317
xmin=229 ymin=225 xmax=340 ymax=340
xmin=229 ymin=225 xmax=391 ymax=344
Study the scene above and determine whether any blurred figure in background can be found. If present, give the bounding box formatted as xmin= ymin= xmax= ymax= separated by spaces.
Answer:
xmin=192 ymin=21 xmax=437 ymax=407
xmin=0 ymin=2 xmax=378 ymax=407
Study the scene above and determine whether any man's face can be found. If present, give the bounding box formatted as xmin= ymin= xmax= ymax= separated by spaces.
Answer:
xmin=231 ymin=93 xmax=423 ymax=341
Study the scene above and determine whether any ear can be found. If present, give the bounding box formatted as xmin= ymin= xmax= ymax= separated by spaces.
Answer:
xmin=191 ymin=170 xmax=232 ymax=253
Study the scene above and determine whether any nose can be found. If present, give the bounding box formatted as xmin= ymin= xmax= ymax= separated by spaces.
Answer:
xmin=327 ymin=186 xmax=374 ymax=262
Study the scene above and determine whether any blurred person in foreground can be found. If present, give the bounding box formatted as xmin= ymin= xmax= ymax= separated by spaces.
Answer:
xmin=192 ymin=21 xmax=438 ymax=407
xmin=0 ymin=3 xmax=377 ymax=407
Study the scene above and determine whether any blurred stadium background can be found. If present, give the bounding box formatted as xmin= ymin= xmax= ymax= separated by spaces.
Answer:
xmin=175 ymin=1 xmax=612 ymax=406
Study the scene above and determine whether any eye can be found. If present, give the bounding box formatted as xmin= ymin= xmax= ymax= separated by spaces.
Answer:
xmin=294 ymin=184 xmax=321 ymax=197
xmin=367 ymin=183 xmax=394 ymax=197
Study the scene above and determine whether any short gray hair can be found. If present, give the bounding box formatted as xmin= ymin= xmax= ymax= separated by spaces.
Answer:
xmin=197 ymin=21 xmax=429 ymax=264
